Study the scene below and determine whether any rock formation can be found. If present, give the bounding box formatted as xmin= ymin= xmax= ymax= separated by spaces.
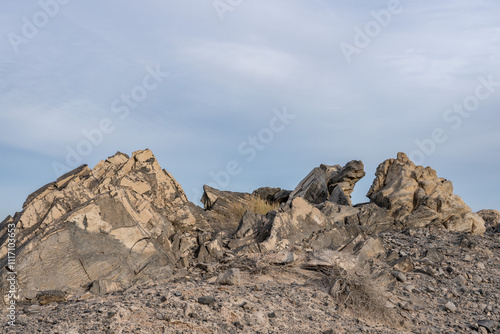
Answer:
xmin=0 ymin=148 xmax=494 ymax=332
xmin=0 ymin=149 xmax=212 ymax=303
xmin=367 ymin=152 xmax=486 ymax=234
xmin=287 ymin=160 xmax=365 ymax=206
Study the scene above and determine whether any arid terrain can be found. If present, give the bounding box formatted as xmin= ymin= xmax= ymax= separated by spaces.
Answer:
xmin=1 ymin=149 xmax=499 ymax=333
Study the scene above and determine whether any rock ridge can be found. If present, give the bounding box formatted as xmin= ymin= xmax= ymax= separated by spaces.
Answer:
xmin=0 ymin=149 xmax=491 ymax=313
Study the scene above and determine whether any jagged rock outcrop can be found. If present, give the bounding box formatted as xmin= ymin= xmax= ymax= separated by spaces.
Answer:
xmin=0 ymin=149 xmax=211 ymax=304
xmin=200 ymin=185 xmax=288 ymax=234
xmin=367 ymin=152 xmax=486 ymax=234
xmin=0 ymin=149 xmax=491 ymax=309
xmin=201 ymin=185 xmax=253 ymax=214
xmin=477 ymin=209 xmax=500 ymax=231
xmin=200 ymin=185 xmax=259 ymax=233
xmin=287 ymin=160 xmax=365 ymax=205
xmin=228 ymin=196 xmax=383 ymax=257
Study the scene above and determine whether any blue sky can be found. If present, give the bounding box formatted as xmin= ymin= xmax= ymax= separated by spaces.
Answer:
xmin=1 ymin=0 xmax=499 ymax=219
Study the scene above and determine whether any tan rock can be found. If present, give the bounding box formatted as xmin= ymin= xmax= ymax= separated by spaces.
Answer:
xmin=0 ymin=149 xmax=206 ymax=304
xmin=367 ymin=153 xmax=485 ymax=234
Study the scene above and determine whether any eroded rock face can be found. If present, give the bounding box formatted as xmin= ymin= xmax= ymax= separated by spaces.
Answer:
xmin=287 ymin=160 xmax=365 ymax=205
xmin=0 ymin=149 xmax=208 ymax=304
xmin=367 ymin=153 xmax=485 ymax=234
xmin=201 ymin=185 xmax=253 ymax=216
xmin=0 ymin=149 xmax=491 ymax=307
xmin=230 ymin=197 xmax=365 ymax=254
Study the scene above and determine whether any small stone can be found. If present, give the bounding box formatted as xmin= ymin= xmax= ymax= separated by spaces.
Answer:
xmin=268 ymin=312 xmax=276 ymax=318
xmin=455 ymin=275 xmax=467 ymax=285
xmin=233 ymin=321 xmax=244 ymax=330
xmin=156 ymin=313 xmax=169 ymax=321
xmin=404 ymin=285 xmax=416 ymax=293
xmin=272 ymin=250 xmax=295 ymax=265
xmin=392 ymin=271 xmax=407 ymax=283
xmin=450 ymin=288 xmax=460 ymax=297
xmin=477 ymin=262 xmax=486 ymax=270
xmin=184 ymin=303 xmax=194 ymax=317
xmin=196 ymin=263 xmax=214 ymax=272
xmin=399 ymin=302 xmax=414 ymax=311
xmin=445 ymin=301 xmax=457 ymax=312
xmin=241 ymin=301 xmax=256 ymax=311
xmin=216 ymin=268 xmax=241 ymax=286
xmin=160 ymin=296 xmax=167 ymax=303
xmin=24 ymin=305 xmax=42 ymax=315
xmin=385 ymin=301 xmax=396 ymax=309
xmin=198 ymin=296 xmax=215 ymax=306
xmin=174 ymin=292 xmax=182 ymax=297
xmin=477 ymin=320 xmax=494 ymax=332
xmin=129 ymin=305 xmax=140 ymax=312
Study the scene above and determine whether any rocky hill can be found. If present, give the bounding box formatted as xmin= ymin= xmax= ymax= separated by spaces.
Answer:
xmin=1 ymin=149 xmax=498 ymax=333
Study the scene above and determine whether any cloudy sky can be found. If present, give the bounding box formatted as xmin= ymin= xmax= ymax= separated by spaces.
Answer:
xmin=1 ymin=0 xmax=499 ymax=219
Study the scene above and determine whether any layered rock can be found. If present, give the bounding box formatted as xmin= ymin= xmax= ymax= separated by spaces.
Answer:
xmin=201 ymin=185 xmax=253 ymax=214
xmin=287 ymin=160 xmax=365 ymax=205
xmin=228 ymin=196 xmax=393 ymax=256
xmin=0 ymin=149 xmax=210 ymax=304
xmin=367 ymin=153 xmax=485 ymax=234
xmin=200 ymin=185 xmax=260 ymax=233
xmin=0 ymin=149 xmax=491 ymax=308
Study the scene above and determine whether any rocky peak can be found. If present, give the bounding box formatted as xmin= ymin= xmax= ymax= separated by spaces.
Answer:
xmin=0 ymin=149 xmax=206 ymax=304
xmin=367 ymin=152 xmax=485 ymax=234
xmin=287 ymin=160 xmax=365 ymax=205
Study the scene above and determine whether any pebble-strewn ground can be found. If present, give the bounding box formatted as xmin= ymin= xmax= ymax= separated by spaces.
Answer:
xmin=3 ymin=228 xmax=499 ymax=334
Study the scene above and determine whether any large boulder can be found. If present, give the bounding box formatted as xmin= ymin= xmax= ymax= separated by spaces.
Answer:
xmin=0 ymin=149 xmax=209 ymax=304
xmin=367 ymin=152 xmax=485 ymax=234
xmin=287 ymin=160 xmax=365 ymax=205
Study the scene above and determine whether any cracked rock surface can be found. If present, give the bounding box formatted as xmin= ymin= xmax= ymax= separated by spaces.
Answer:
xmin=0 ymin=150 xmax=497 ymax=333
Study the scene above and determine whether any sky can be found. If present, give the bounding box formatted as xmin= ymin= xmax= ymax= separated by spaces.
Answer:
xmin=0 ymin=0 xmax=499 ymax=220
